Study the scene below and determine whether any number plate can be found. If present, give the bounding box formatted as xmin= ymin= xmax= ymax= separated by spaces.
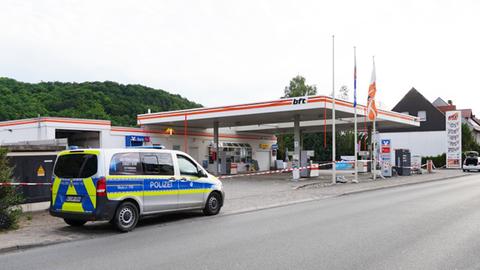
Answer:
xmin=66 ymin=196 xmax=82 ymax=203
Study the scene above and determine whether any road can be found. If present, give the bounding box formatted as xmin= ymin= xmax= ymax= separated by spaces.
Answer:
xmin=2 ymin=174 xmax=480 ymax=270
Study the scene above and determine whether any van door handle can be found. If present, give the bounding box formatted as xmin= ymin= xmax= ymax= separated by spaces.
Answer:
xmin=168 ymin=177 xmax=176 ymax=182
xmin=179 ymin=178 xmax=188 ymax=182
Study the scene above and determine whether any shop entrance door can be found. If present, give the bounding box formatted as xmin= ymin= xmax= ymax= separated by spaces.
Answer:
xmin=255 ymin=151 xmax=271 ymax=171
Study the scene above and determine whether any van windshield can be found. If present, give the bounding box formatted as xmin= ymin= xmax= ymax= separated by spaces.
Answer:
xmin=54 ymin=154 xmax=98 ymax=178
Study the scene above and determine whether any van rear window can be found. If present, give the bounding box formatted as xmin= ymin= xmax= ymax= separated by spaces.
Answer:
xmin=54 ymin=154 xmax=98 ymax=178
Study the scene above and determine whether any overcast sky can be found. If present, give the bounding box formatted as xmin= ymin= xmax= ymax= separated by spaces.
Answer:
xmin=1 ymin=0 xmax=479 ymax=112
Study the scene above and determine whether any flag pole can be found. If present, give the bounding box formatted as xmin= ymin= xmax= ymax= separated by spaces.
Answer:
xmin=353 ymin=46 xmax=358 ymax=183
xmin=372 ymin=56 xmax=377 ymax=180
xmin=373 ymin=116 xmax=377 ymax=180
xmin=332 ymin=35 xmax=336 ymax=184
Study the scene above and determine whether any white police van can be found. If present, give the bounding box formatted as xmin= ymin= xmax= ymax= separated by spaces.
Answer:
xmin=463 ymin=151 xmax=480 ymax=172
xmin=50 ymin=148 xmax=224 ymax=232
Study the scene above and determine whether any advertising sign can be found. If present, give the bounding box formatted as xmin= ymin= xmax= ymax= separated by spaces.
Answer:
xmin=291 ymin=97 xmax=308 ymax=105
xmin=380 ymin=139 xmax=392 ymax=177
xmin=411 ymin=155 xmax=422 ymax=171
xmin=446 ymin=111 xmax=462 ymax=169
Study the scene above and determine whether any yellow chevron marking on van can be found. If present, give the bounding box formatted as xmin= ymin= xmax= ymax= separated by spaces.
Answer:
xmin=83 ymin=177 xmax=97 ymax=208
xmin=51 ymin=177 xmax=61 ymax=205
xmin=65 ymin=183 xmax=77 ymax=196
xmin=61 ymin=181 xmax=84 ymax=212
xmin=62 ymin=202 xmax=84 ymax=212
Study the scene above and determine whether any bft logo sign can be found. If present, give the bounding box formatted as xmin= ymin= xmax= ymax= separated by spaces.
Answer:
xmin=292 ymin=98 xmax=308 ymax=105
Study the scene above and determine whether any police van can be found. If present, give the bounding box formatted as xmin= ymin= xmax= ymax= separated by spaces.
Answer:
xmin=49 ymin=148 xmax=224 ymax=232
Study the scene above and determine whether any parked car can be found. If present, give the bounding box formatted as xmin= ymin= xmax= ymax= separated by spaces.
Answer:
xmin=50 ymin=148 xmax=224 ymax=232
xmin=463 ymin=151 xmax=480 ymax=172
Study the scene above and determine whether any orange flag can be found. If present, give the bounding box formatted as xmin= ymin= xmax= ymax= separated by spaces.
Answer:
xmin=367 ymin=60 xmax=378 ymax=120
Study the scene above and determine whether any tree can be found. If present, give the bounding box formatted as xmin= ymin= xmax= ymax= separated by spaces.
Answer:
xmin=0 ymin=78 xmax=202 ymax=127
xmin=338 ymin=85 xmax=349 ymax=101
xmin=277 ymin=76 xmax=360 ymax=162
xmin=462 ymin=123 xmax=480 ymax=153
xmin=0 ymin=148 xmax=23 ymax=229
xmin=282 ymin=75 xmax=317 ymax=98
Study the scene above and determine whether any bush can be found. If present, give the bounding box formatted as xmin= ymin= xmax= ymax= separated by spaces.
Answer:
xmin=421 ymin=153 xmax=446 ymax=168
xmin=0 ymin=148 xmax=23 ymax=230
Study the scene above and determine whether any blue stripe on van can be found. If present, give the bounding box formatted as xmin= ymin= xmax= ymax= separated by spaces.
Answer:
xmin=53 ymin=180 xmax=70 ymax=211
xmin=73 ymin=182 xmax=95 ymax=213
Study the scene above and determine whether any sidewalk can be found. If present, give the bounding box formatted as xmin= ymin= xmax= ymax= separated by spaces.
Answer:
xmin=221 ymin=169 xmax=469 ymax=214
xmin=0 ymin=169 xmax=470 ymax=253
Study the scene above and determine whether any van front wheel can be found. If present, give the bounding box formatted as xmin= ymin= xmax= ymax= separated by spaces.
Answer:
xmin=64 ymin=219 xmax=87 ymax=227
xmin=114 ymin=202 xmax=139 ymax=232
xmin=203 ymin=192 xmax=222 ymax=216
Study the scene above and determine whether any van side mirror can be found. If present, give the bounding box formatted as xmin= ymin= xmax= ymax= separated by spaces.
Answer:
xmin=198 ymin=170 xmax=207 ymax=178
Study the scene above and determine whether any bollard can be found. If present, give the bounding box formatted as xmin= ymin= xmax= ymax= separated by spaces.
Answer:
xmin=427 ymin=160 xmax=433 ymax=173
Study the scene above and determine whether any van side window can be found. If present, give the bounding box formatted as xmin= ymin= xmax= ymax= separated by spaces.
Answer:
xmin=177 ymin=155 xmax=199 ymax=176
xmin=142 ymin=153 xmax=174 ymax=176
xmin=110 ymin=152 xmax=142 ymax=175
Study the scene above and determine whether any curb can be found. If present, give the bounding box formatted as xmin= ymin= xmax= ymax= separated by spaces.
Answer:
xmin=0 ymin=239 xmax=72 ymax=254
xmin=295 ymin=172 xmax=469 ymax=190
xmin=336 ymin=173 xmax=471 ymax=197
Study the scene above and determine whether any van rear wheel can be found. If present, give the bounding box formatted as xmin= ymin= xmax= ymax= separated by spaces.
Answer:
xmin=64 ymin=218 xmax=87 ymax=227
xmin=113 ymin=201 xmax=139 ymax=232
xmin=203 ymin=192 xmax=222 ymax=216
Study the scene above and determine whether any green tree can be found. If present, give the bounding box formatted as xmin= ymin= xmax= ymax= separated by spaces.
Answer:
xmin=277 ymin=76 xmax=360 ymax=162
xmin=0 ymin=78 xmax=202 ymax=127
xmin=278 ymin=75 xmax=318 ymax=159
xmin=462 ymin=123 xmax=480 ymax=153
xmin=282 ymin=75 xmax=317 ymax=98
xmin=0 ymin=148 xmax=23 ymax=229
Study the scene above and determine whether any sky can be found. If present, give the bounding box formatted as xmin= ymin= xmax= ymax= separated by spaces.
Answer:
xmin=1 ymin=0 xmax=479 ymax=112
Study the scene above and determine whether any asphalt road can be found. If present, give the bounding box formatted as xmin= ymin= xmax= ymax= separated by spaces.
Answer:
xmin=2 ymin=174 xmax=480 ymax=270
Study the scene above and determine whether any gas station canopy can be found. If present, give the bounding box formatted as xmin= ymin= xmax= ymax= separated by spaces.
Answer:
xmin=137 ymin=95 xmax=420 ymax=132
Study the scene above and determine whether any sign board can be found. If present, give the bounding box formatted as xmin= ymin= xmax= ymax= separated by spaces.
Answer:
xmin=411 ymin=155 xmax=422 ymax=171
xmin=125 ymin=135 xmax=151 ymax=147
xmin=380 ymin=139 xmax=392 ymax=177
xmin=291 ymin=97 xmax=308 ymax=105
xmin=340 ymin=155 xmax=355 ymax=161
xmin=259 ymin=143 xmax=270 ymax=149
xmin=446 ymin=111 xmax=462 ymax=169
xmin=37 ymin=165 xmax=46 ymax=177
xmin=359 ymin=151 xmax=369 ymax=157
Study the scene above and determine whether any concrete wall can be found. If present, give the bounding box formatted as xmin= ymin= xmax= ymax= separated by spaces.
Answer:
xmin=379 ymin=131 xmax=446 ymax=157
xmin=0 ymin=123 xmax=49 ymax=144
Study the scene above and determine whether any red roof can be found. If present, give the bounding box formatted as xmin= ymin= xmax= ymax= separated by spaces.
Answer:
xmin=436 ymin=105 xmax=456 ymax=113
xmin=461 ymin=109 xmax=473 ymax=118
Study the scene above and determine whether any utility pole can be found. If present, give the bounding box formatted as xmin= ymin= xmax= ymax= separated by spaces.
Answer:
xmin=332 ymin=35 xmax=336 ymax=184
